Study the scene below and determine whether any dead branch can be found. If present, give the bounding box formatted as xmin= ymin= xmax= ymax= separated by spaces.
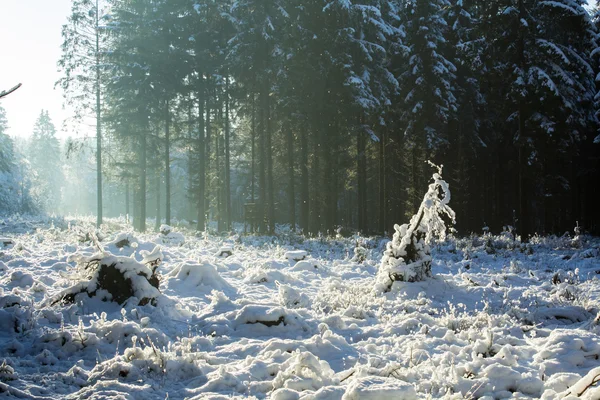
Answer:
xmin=0 ymin=83 xmax=22 ymax=99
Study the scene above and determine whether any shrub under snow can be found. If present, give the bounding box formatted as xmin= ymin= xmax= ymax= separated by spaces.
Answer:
xmin=376 ymin=164 xmax=455 ymax=292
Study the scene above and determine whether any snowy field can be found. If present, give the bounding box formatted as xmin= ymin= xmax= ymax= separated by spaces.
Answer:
xmin=1 ymin=216 xmax=600 ymax=399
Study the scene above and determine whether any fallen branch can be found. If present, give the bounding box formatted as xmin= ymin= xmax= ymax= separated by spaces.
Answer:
xmin=0 ymin=83 xmax=22 ymax=99
xmin=567 ymin=367 xmax=600 ymax=397
xmin=339 ymin=369 xmax=356 ymax=383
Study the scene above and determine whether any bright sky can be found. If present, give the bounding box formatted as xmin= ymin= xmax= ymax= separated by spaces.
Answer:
xmin=0 ymin=0 xmax=73 ymax=139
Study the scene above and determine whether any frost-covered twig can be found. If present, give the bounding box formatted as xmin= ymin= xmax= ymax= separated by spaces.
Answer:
xmin=90 ymin=232 xmax=104 ymax=253
xmin=567 ymin=367 xmax=600 ymax=397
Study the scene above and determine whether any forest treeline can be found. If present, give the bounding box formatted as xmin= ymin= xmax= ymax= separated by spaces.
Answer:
xmin=13 ymin=0 xmax=600 ymax=237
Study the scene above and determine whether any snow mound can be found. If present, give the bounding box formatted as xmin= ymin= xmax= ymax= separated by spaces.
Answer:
xmin=215 ymin=245 xmax=233 ymax=257
xmin=289 ymin=259 xmax=322 ymax=272
xmin=277 ymin=282 xmax=310 ymax=309
xmin=343 ymin=376 xmax=417 ymax=400
xmin=107 ymin=232 xmax=138 ymax=249
xmin=0 ymin=292 xmax=34 ymax=335
xmin=156 ymin=224 xmax=185 ymax=246
xmin=534 ymin=305 xmax=591 ymax=325
xmin=535 ymin=330 xmax=600 ymax=376
xmin=273 ymin=350 xmax=336 ymax=392
xmin=243 ymin=262 xmax=292 ymax=284
xmin=166 ymin=261 xmax=234 ymax=294
xmin=551 ymin=366 xmax=600 ymax=398
xmin=7 ymin=270 xmax=34 ymax=288
xmin=88 ymin=317 xmax=169 ymax=348
xmin=139 ymin=245 xmax=163 ymax=267
xmin=222 ymin=305 xmax=311 ymax=337
xmin=285 ymin=250 xmax=307 ymax=262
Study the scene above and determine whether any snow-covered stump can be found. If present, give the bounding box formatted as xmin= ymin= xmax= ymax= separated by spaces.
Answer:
xmin=52 ymin=246 xmax=163 ymax=306
xmin=375 ymin=164 xmax=455 ymax=293
xmin=285 ymin=250 xmax=307 ymax=263
xmin=107 ymin=232 xmax=138 ymax=249
xmin=0 ymin=238 xmax=14 ymax=248
xmin=215 ymin=245 xmax=233 ymax=258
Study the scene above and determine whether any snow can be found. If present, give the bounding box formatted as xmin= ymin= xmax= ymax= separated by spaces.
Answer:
xmin=285 ymin=250 xmax=308 ymax=262
xmin=0 ymin=215 xmax=599 ymax=399
xmin=156 ymin=225 xmax=185 ymax=246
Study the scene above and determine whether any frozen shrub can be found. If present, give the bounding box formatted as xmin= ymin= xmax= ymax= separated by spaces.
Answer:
xmin=375 ymin=163 xmax=455 ymax=292
xmin=277 ymin=282 xmax=310 ymax=309
xmin=351 ymin=241 xmax=368 ymax=263
xmin=107 ymin=232 xmax=138 ymax=249
xmin=156 ymin=224 xmax=185 ymax=246
xmin=0 ymin=359 xmax=17 ymax=381
xmin=272 ymin=350 xmax=336 ymax=392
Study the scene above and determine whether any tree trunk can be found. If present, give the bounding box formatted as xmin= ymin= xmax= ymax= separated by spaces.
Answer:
xmin=224 ymin=76 xmax=232 ymax=231
xmin=357 ymin=127 xmax=367 ymax=233
xmin=155 ymin=172 xmax=161 ymax=231
xmin=133 ymin=181 xmax=139 ymax=229
xmin=187 ymin=97 xmax=194 ymax=221
xmin=205 ymin=86 xmax=212 ymax=226
xmin=266 ymin=82 xmax=275 ymax=234
xmin=379 ymin=130 xmax=385 ymax=235
xmin=139 ymin=133 xmax=147 ymax=232
xmin=165 ymin=99 xmax=171 ymax=225
xmin=517 ymin=0 xmax=530 ymax=242
xmin=251 ymin=94 xmax=256 ymax=232
xmin=197 ymin=88 xmax=206 ymax=232
xmin=251 ymin=94 xmax=256 ymax=204
xmin=216 ymin=98 xmax=224 ymax=233
xmin=95 ymin=0 xmax=103 ymax=228
xmin=411 ymin=145 xmax=418 ymax=215
xmin=324 ymin=124 xmax=335 ymax=235
xmin=286 ymin=123 xmax=296 ymax=231
xmin=125 ymin=180 xmax=130 ymax=219
xmin=518 ymin=143 xmax=529 ymax=241
xmin=330 ymin=149 xmax=338 ymax=233
xmin=300 ymin=124 xmax=309 ymax=233
xmin=258 ymin=90 xmax=267 ymax=233
xmin=310 ymin=127 xmax=321 ymax=235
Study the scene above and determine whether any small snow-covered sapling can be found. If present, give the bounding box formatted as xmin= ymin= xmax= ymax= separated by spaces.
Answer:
xmin=376 ymin=163 xmax=455 ymax=292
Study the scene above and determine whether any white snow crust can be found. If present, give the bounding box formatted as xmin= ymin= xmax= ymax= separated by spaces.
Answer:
xmin=0 ymin=215 xmax=600 ymax=399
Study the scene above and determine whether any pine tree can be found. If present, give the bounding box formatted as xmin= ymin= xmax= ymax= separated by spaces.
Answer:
xmin=0 ymin=105 xmax=18 ymax=214
xmin=57 ymin=0 xmax=109 ymax=227
xmin=228 ymin=0 xmax=289 ymax=233
xmin=444 ymin=0 xmax=486 ymax=231
xmin=28 ymin=111 xmax=63 ymax=213
xmin=479 ymin=0 xmax=598 ymax=237
xmin=396 ymin=0 xmax=457 ymax=214
xmin=0 ymin=105 xmax=12 ymax=173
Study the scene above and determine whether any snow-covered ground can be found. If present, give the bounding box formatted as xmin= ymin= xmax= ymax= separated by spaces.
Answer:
xmin=1 ymin=216 xmax=600 ymax=399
